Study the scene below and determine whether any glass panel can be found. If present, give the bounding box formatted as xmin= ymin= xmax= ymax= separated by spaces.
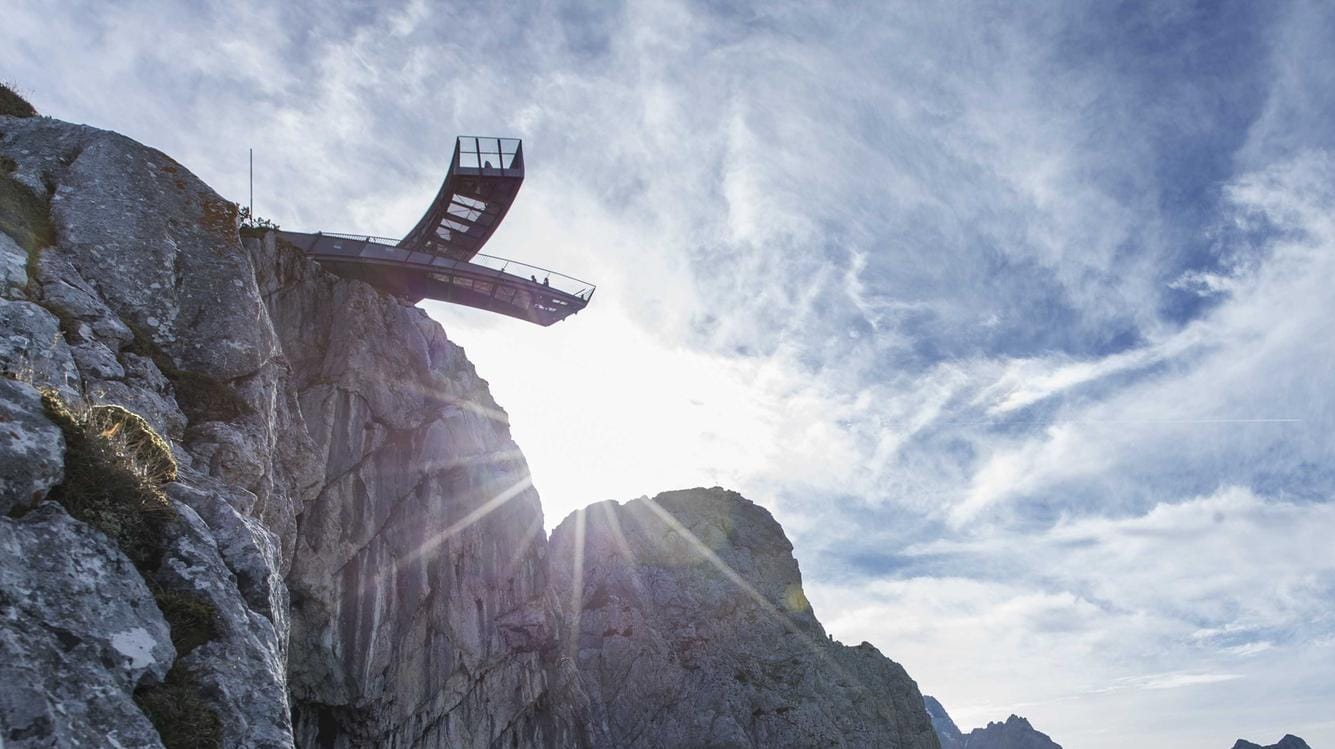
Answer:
xmin=442 ymin=219 xmax=471 ymax=233
xmin=501 ymin=139 xmax=519 ymax=155
xmin=435 ymin=227 xmax=452 ymax=240
xmin=458 ymin=152 xmax=481 ymax=169
xmin=453 ymin=195 xmax=486 ymax=210
xmin=458 ymin=137 xmax=478 ymax=153
xmin=447 ymin=204 xmax=479 ymax=221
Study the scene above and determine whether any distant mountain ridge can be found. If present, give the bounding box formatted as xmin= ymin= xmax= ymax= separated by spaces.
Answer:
xmin=924 ymin=696 xmax=1063 ymax=749
xmin=1232 ymin=736 xmax=1312 ymax=749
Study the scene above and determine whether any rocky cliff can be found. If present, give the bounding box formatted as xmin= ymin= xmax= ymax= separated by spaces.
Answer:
xmin=923 ymin=697 xmax=1061 ymax=749
xmin=924 ymin=696 xmax=967 ymax=749
xmin=1 ymin=104 xmax=936 ymax=748
xmin=549 ymin=488 xmax=939 ymax=749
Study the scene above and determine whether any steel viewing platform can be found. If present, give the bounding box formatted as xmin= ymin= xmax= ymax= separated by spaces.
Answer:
xmin=277 ymin=137 xmax=594 ymax=326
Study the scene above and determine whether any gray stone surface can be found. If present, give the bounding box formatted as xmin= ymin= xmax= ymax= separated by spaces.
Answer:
xmin=0 ymin=379 xmax=63 ymax=515
xmin=152 ymin=497 xmax=293 ymax=749
xmin=0 ymin=232 xmax=26 ymax=295
xmin=549 ymin=488 xmax=940 ymax=749
xmin=0 ymin=298 xmax=80 ymax=395
xmin=252 ymin=234 xmax=586 ymax=748
xmin=0 ymin=504 xmax=173 ymax=749
xmin=1 ymin=115 xmax=307 ymax=748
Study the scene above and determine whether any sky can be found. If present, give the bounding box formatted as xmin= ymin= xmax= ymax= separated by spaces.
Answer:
xmin=4 ymin=1 xmax=1334 ymax=746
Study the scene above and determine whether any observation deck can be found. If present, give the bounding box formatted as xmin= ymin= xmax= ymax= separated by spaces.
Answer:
xmin=277 ymin=136 xmax=594 ymax=326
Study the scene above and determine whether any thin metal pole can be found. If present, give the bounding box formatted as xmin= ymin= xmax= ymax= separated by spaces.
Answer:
xmin=249 ymin=148 xmax=253 ymax=221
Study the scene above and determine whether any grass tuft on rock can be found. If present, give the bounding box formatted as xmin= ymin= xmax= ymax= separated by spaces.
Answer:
xmin=41 ymin=391 xmax=224 ymax=747
xmin=0 ymin=83 xmax=37 ymax=118
xmin=40 ymin=391 xmax=178 ymax=565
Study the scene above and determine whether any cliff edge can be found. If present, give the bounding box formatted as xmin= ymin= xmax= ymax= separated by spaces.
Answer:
xmin=0 ymin=105 xmax=935 ymax=748
xmin=549 ymin=488 xmax=939 ymax=749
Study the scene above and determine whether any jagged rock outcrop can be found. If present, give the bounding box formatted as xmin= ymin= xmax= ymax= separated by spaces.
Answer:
xmin=549 ymin=488 xmax=940 ymax=749
xmin=958 ymin=717 xmax=1061 ymax=749
xmin=924 ymin=696 xmax=966 ymax=749
xmin=1 ymin=106 xmax=939 ymax=749
xmin=929 ymin=699 xmax=1062 ymax=747
xmin=924 ymin=697 xmax=1062 ymax=749
xmin=251 ymin=235 xmax=586 ymax=746
xmin=0 ymin=503 xmax=175 ymax=747
xmin=0 ymin=111 xmax=580 ymax=748
xmin=1232 ymin=736 xmax=1312 ymax=749
xmin=1 ymin=114 xmax=304 ymax=748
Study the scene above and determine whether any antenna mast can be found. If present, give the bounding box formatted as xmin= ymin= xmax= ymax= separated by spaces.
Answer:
xmin=249 ymin=148 xmax=254 ymax=222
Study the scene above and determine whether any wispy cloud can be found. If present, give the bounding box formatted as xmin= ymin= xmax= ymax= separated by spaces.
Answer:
xmin=5 ymin=2 xmax=1334 ymax=747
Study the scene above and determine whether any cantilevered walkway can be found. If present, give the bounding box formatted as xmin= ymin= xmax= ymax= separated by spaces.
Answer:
xmin=278 ymin=137 xmax=594 ymax=326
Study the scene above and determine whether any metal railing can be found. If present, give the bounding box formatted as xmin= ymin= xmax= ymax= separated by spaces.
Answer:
xmin=318 ymin=232 xmax=596 ymax=300
xmin=455 ymin=136 xmax=523 ymax=173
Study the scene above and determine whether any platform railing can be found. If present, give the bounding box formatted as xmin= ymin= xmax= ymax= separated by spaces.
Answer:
xmin=317 ymin=231 xmax=596 ymax=300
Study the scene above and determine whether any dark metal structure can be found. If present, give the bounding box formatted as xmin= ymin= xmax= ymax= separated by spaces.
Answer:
xmin=277 ymin=137 xmax=594 ymax=326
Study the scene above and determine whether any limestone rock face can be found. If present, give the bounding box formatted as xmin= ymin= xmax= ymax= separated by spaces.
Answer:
xmin=0 ymin=504 xmax=174 ymax=749
xmin=0 ymin=379 xmax=64 ymax=515
xmin=1 ymin=111 xmax=939 ymax=749
xmin=549 ymin=488 xmax=940 ymax=749
xmin=2 ymin=114 xmax=300 ymax=747
xmin=0 ymin=113 xmax=579 ymax=748
xmin=250 ymin=235 xmax=586 ymax=747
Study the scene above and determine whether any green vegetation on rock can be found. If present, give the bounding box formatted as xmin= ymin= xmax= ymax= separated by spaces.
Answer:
xmin=40 ymin=391 xmax=177 ymax=565
xmin=39 ymin=391 xmax=222 ymax=749
xmin=0 ymin=83 xmax=37 ymax=118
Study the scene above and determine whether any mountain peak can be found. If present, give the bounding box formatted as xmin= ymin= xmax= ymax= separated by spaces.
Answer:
xmin=1232 ymin=735 xmax=1313 ymax=749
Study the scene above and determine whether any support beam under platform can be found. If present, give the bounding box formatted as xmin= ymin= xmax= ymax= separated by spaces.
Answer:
xmin=276 ymin=231 xmax=593 ymax=326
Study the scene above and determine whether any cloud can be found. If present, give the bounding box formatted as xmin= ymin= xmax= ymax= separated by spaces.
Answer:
xmin=5 ymin=2 xmax=1334 ymax=748
xmin=810 ymin=485 xmax=1335 ymax=744
xmin=1116 ymin=672 xmax=1244 ymax=691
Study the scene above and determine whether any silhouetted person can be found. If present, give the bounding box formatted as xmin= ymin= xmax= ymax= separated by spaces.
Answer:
xmin=543 ymin=276 xmax=550 ymax=287
xmin=530 ymin=275 xmax=538 ymax=283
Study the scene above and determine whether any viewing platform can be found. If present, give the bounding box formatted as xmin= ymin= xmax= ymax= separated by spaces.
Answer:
xmin=277 ymin=136 xmax=594 ymax=326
